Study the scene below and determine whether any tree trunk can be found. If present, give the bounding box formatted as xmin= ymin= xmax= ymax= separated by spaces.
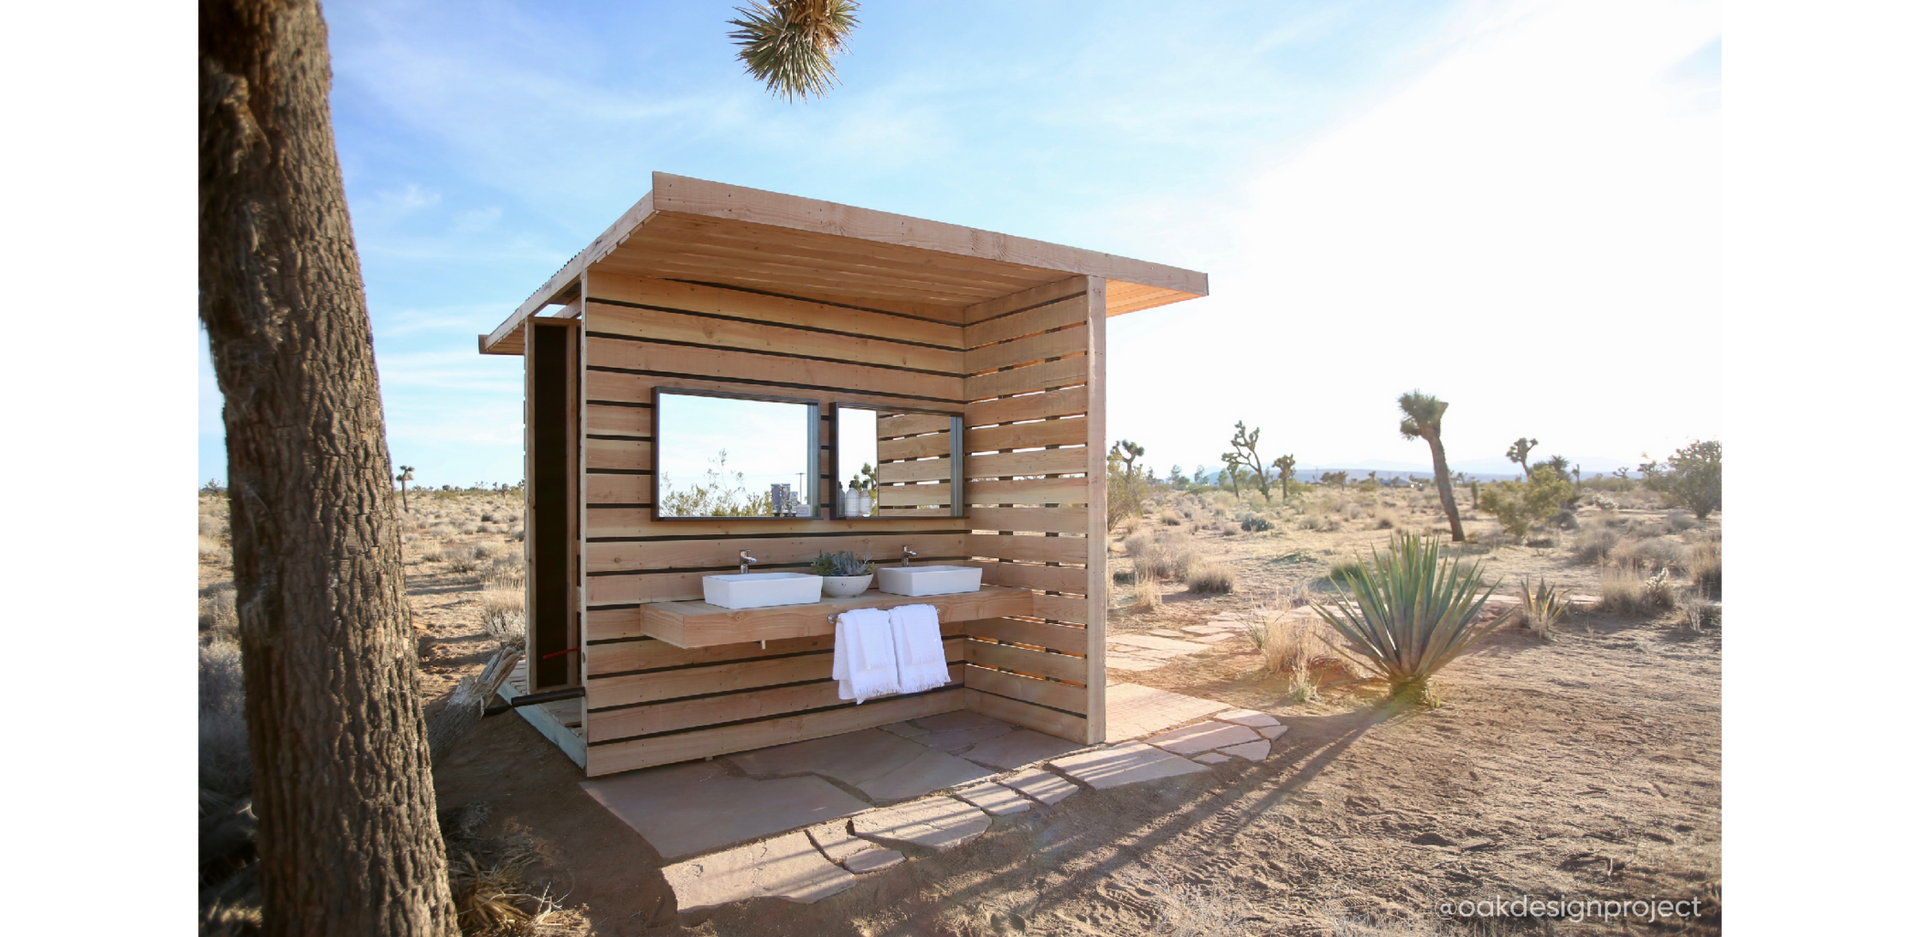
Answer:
xmin=200 ymin=2 xmax=459 ymax=934
xmin=1423 ymin=430 xmax=1467 ymax=542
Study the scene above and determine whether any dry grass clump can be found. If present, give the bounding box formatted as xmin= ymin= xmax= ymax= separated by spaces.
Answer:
xmin=1242 ymin=598 xmax=1330 ymax=700
xmin=200 ymin=586 xmax=239 ymax=643
xmin=1127 ymin=531 xmax=1196 ymax=581
xmin=1159 ymin=509 xmax=1184 ymax=526
xmin=1184 ymin=561 xmax=1235 ymax=594
xmin=441 ymin=805 xmax=589 ymax=937
xmin=1571 ymin=529 xmax=1619 ymax=565
xmin=1689 ymin=539 xmax=1721 ymax=599
xmin=480 ymin=589 xmax=528 ymax=651
xmin=1598 ymin=565 xmax=1677 ymax=617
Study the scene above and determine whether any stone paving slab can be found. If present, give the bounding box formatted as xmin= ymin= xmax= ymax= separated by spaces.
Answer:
xmin=1219 ymin=739 xmax=1272 ymax=762
xmin=914 ymin=711 xmax=1014 ymax=732
xmin=1195 ymin=633 xmax=1237 ymax=644
xmin=1105 ymin=683 xmax=1232 ymax=740
xmin=1105 ymin=655 xmax=1165 ymax=672
xmin=728 ymin=728 xmax=993 ymax=804
xmin=805 ymin=820 xmax=873 ymax=863
xmin=916 ymin=723 xmax=1014 ymax=754
xmin=958 ymin=729 xmax=1084 ymax=770
xmin=953 ymin=781 xmax=1033 ymax=815
xmin=1049 ymin=741 xmax=1209 ymax=790
xmin=582 ymin=762 xmax=869 ymax=860
xmin=661 ymin=831 xmax=857 ymax=912
xmin=1212 ymin=708 xmax=1283 ymax=729
xmin=1002 ymin=767 xmax=1079 ymax=805
xmin=1181 ymin=623 xmax=1239 ymax=635
xmin=1148 ymin=629 xmax=1186 ymax=638
xmin=1146 ymin=722 xmax=1262 ymax=756
xmin=1193 ymin=752 xmax=1231 ymax=765
xmin=1258 ymin=724 xmax=1291 ymax=740
xmin=852 ymin=797 xmax=990 ymax=851
xmin=842 ymin=848 xmax=904 ymax=873
xmin=1108 ymin=633 xmax=1212 ymax=654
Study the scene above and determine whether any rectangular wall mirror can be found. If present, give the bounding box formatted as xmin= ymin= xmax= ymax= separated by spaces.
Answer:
xmin=832 ymin=405 xmax=965 ymax=519
xmin=653 ymin=389 xmax=820 ymax=520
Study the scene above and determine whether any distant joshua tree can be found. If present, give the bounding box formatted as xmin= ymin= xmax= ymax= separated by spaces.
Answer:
xmin=395 ymin=465 xmax=415 ymax=511
xmin=1273 ymin=454 xmax=1297 ymax=501
xmin=1507 ymin=437 xmax=1538 ymax=480
xmin=1398 ymin=390 xmax=1466 ymax=542
xmin=1222 ymin=421 xmax=1277 ymax=502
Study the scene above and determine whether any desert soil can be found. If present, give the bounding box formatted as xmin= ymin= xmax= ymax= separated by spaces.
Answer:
xmin=202 ymin=487 xmax=1722 ymax=935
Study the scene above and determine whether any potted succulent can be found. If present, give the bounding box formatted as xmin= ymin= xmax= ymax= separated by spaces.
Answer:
xmin=812 ymin=550 xmax=875 ymax=597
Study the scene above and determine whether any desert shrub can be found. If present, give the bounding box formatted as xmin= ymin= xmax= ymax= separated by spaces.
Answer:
xmin=1642 ymin=439 xmax=1721 ymax=518
xmin=1571 ymin=529 xmax=1619 ymax=565
xmin=1590 ymin=495 xmax=1619 ymax=511
xmin=1644 ymin=567 xmax=1675 ymax=609
xmin=1477 ymin=473 xmax=1575 ymax=540
xmin=1524 ymin=535 xmax=1557 ymax=548
xmin=1599 ymin=566 xmax=1676 ymax=616
xmin=1623 ymin=537 xmax=1687 ymax=573
xmin=1682 ymin=595 xmax=1721 ymax=632
xmin=1374 ymin=516 xmax=1395 ymax=530
xmin=1517 ymin=578 xmax=1570 ymax=641
xmin=1111 ymin=567 xmax=1136 ymax=585
xmin=1342 ymin=502 xmax=1365 ymax=520
xmin=198 ymin=534 xmax=226 ymax=560
xmin=1667 ymin=510 xmax=1698 ymax=531
xmin=1184 ymin=561 xmax=1235 ymax=594
xmin=1298 ymin=515 xmax=1329 ymax=532
xmin=1326 ymin=558 xmax=1366 ymax=585
xmin=484 ymin=556 xmax=526 ymax=591
xmin=1311 ymin=534 xmax=1511 ymax=700
xmin=480 ymin=589 xmax=527 ymax=650
xmin=1244 ymin=607 xmax=1327 ymax=701
xmin=1159 ymin=510 xmax=1183 ymax=526
xmin=471 ymin=542 xmax=502 ymax=561
xmin=1690 ymin=539 xmax=1722 ymax=599
xmin=199 ymin=589 xmax=239 ymax=642
xmin=1240 ymin=513 xmax=1273 ymax=533
xmin=509 ymin=526 xmax=525 ymax=542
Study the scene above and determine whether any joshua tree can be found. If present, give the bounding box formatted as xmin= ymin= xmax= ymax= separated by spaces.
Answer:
xmin=202 ymin=2 xmax=860 ymax=930
xmin=1223 ymin=421 xmax=1275 ymax=501
xmin=1398 ymin=390 xmax=1466 ymax=541
xmin=395 ymin=465 xmax=415 ymax=512
xmin=729 ymin=0 xmax=861 ymax=100
xmin=1506 ymin=437 xmax=1538 ymax=480
xmin=1273 ymin=454 xmax=1297 ymax=501
xmin=1111 ymin=439 xmax=1144 ymax=479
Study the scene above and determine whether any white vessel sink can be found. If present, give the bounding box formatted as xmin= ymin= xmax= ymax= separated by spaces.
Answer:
xmin=702 ymin=572 xmax=824 ymax=609
xmin=877 ymin=565 xmax=982 ymax=596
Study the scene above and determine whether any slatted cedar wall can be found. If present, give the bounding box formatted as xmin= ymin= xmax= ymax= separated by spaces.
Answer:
xmin=576 ymin=269 xmax=1106 ymax=776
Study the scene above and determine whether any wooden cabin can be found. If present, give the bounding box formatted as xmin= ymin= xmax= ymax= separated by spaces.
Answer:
xmin=479 ymin=172 xmax=1208 ymax=777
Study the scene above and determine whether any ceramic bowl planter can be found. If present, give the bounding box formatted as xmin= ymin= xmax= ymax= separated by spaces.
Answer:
xmin=821 ymin=574 xmax=874 ymax=598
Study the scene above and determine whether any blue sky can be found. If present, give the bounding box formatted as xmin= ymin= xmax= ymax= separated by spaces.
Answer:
xmin=195 ymin=0 xmax=1721 ymax=487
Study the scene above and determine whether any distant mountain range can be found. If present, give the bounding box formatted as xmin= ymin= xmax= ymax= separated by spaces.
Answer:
xmin=1187 ymin=455 xmax=1638 ymax=486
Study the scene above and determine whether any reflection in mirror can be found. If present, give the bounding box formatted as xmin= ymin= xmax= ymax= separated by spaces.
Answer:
xmin=653 ymin=390 xmax=819 ymax=519
xmin=833 ymin=405 xmax=964 ymax=519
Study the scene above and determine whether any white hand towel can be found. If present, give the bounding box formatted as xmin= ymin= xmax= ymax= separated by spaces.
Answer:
xmin=888 ymin=604 xmax=950 ymax=695
xmin=834 ymin=608 xmax=900 ymax=704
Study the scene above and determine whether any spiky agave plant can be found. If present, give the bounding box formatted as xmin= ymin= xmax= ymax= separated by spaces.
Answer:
xmin=1312 ymin=533 xmax=1512 ymax=700
xmin=729 ymin=0 xmax=860 ymax=101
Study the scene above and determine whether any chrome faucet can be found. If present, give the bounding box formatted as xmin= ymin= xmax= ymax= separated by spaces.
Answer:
xmin=739 ymin=550 xmax=759 ymax=575
xmin=901 ymin=546 xmax=917 ymax=567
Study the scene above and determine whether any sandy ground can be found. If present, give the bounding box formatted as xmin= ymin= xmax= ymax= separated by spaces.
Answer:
xmin=202 ymin=488 xmax=1722 ymax=935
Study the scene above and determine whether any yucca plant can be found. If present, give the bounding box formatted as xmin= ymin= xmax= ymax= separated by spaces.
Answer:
xmin=1518 ymin=577 xmax=1570 ymax=641
xmin=1312 ymin=533 xmax=1511 ymax=701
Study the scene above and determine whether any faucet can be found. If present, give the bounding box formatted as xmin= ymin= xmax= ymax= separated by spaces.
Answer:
xmin=739 ymin=550 xmax=759 ymax=575
xmin=901 ymin=546 xmax=917 ymax=567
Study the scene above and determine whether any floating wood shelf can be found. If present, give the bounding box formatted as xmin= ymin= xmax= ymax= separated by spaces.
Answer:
xmin=637 ymin=585 xmax=1036 ymax=648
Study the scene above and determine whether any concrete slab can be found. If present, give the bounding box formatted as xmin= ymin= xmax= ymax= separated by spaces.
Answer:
xmin=1146 ymin=722 xmax=1262 ymax=755
xmin=1104 ymin=683 xmax=1232 ymax=740
xmin=1220 ymin=739 xmax=1272 ymax=762
xmin=582 ymin=762 xmax=869 ymax=860
xmin=660 ymin=831 xmax=858 ymax=911
xmin=1194 ymin=752 xmax=1231 ymax=765
xmin=912 ymin=711 xmax=1013 ymax=732
xmin=953 ymin=781 xmax=1032 ymax=816
xmin=805 ymin=820 xmax=873 ymax=863
xmin=915 ymin=723 xmax=1013 ymax=754
xmin=1258 ymin=724 xmax=1291 ymax=740
xmin=878 ymin=721 xmax=929 ymax=739
xmin=728 ymin=728 xmax=993 ymax=804
xmin=1195 ymin=633 xmax=1237 ymax=644
xmin=842 ymin=848 xmax=904 ymax=873
xmin=1148 ymin=629 xmax=1185 ymax=638
xmin=1002 ymin=767 xmax=1079 ymax=805
xmin=1108 ymin=633 xmax=1212 ymax=654
xmin=1050 ymin=741 xmax=1209 ymax=790
xmin=852 ymin=797 xmax=990 ymax=851
xmin=1212 ymin=708 xmax=1283 ymax=729
xmin=958 ymin=729 xmax=1084 ymax=770
xmin=1105 ymin=655 xmax=1164 ymax=672
xmin=1182 ymin=623 xmax=1239 ymax=635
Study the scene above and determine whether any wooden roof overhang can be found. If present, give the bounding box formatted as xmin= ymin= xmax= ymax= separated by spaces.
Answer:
xmin=479 ymin=172 xmax=1208 ymax=355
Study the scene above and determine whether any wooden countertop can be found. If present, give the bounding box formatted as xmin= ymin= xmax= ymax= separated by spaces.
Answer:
xmin=636 ymin=585 xmax=1036 ymax=648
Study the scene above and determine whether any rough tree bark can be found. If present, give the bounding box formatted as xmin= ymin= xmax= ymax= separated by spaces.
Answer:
xmin=199 ymin=1 xmax=458 ymax=934
xmin=1421 ymin=430 xmax=1468 ymax=542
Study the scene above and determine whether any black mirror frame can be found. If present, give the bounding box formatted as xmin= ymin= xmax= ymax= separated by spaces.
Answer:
xmin=650 ymin=387 xmax=822 ymax=521
xmin=829 ymin=403 xmax=967 ymax=520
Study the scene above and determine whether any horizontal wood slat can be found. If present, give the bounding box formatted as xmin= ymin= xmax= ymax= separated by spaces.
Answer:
xmin=963 ymin=295 xmax=1088 ymax=348
xmin=964 ymin=640 xmax=1087 ymax=683
xmin=960 ymin=278 xmax=1089 ymax=329
xmin=874 ymin=457 xmax=952 ymax=483
xmin=585 ymin=508 xmax=968 ymax=542
xmin=878 ymin=412 xmax=954 ymax=436
xmin=588 ymin=301 xmax=964 ymax=373
xmin=586 ymin=437 xmax=650 ymax=472
xmin=962 ymin=666 xmax=1089 ymax=713
xmin=965 ymin=386 xmax=1090 ymax=426
xmin=585 ymin=474 xmax=650 ymax=505
xmin=962 ymin=688 xmax=1089 ymax=744
xmin=587 ymin=369 xmax=959 ymax=412
xmin=967 ymin=477 xmax=1090 ymax=505
xmin=965 ymin=357 xmax=1088 ymax=402
xmin=588 ymin=337 xmax=965 ymax=402
xmin=965 ymin=448 xmax=1088 ymax=480
xmin=965 ymin=617 xmax=1089 ymax=655
xmin=968 ymin=507 xmax=1088 ymax=535
xmin=587 ymin=632 xmax=833 ymax=677
xmin=965 ymin=326 xmax=1087 ymax=375
xmin=638 ymin=586 xmax=1034 ymax=647
xmin=585 ymin=688 xmax=965 ymax=777
xmin=877 ymin=433 xmax=952 ymax=460
xmin=584 ymin=403 xmax=650 ymax=437
xmin=588 ymin=663 xmax=965 ymax=742
xmin=587 ymin=533 xmax=961 ymax=574
xmin=1030 ymin=593 xmax=1091 ymax=624
xmin=587 ymin=636 xmax=964 ymax=709
xmin=869 ymin=485 xmax=956 ymax=507
xmin=967 ymin=417 xmax=1087 ymax=453
xmin=977 ymin=561 xmax=1091 ymax=594
xmin=968 ymin=534 xmax=1092 ymax=565
xmin=586 ymin=272 xmax=964 ymax=347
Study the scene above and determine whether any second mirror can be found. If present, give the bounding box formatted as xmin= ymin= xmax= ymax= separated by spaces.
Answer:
xmin=832 ymin=405 xmax=965 ymax=519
